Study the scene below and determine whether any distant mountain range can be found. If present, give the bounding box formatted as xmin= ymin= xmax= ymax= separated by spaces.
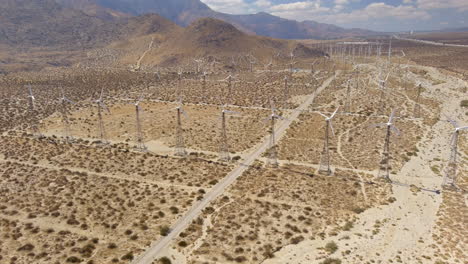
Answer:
xmin=55 ymin=0 xmax=377 ymax=40
xmin=0 ymin=0 xmax=325 ymax=72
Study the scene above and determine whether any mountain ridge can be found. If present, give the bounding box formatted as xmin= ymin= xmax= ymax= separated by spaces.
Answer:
xmin=56 ymin=0 xmax=377 ymax=39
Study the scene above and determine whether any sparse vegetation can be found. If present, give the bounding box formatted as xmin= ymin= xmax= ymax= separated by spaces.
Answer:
xmin=325 ymin=241 xmax=338 ymax=254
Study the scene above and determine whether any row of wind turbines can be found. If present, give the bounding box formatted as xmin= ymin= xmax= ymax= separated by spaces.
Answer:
xmin=25 ymin=63 xmax=467 ymax=189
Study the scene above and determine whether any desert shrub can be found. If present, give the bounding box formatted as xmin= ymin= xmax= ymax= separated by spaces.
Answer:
xmin=160 ymin=226 xmax=171 ymax=236
xmin=178 ymin=241 xmax=188 ymax=247
xmin=351 ymin=207 xmax=365 ymax=214
xmin=108 ymin=243 xmax=117 ymax=249
xmin=321 ymin=258 xmax=342 ymax=264
xmin=461 ymin=100 xmax=468 ymax=108
xmin=159 ymin=257 xmax=172 ymax=264
xmin=291 ymin=236 xmax=304 ymax=244
xmin=325 ymin=241 xmax=338 ymax=253
xmin=121 ymin=252 xmax=134 ymax=261
xmin=235 ymin=256 xmax=247 ymax=262
xmin=66 ymin=256 xmax=82 ymax=263
xmin=343 ymin=221 xmax=353 ymax=231
xmin=17 ymin=243 xmax=34 ymax=251
xmin=169 ymin=206 xmax=179 ymax=214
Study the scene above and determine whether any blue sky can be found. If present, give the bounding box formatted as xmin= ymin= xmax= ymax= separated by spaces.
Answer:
xmin=200 ymin=0 xmax=468 ymax=32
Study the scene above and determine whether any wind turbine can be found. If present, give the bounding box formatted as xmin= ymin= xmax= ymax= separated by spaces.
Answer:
xmin=318 ymin=107 xmax=339 ymax=175
xmin=133 ymin=95 xmax=146 ymax=151
xmin=58 ymin=87 xmax=75 ymax=142
xmin=264 ymin=100 xmax=285 ymax=167
xmin=95 ymin=88 xmax=110 ymax=144
xmin=174 ymin=99 xmax=188 ymax=156
xmin=310 ymin=60 xmax=317 ymax=75
xmin=248 ymin=54 xmax=257 ymax=73
xmin=218 ymin=105 xmax=240 ymax=161
xmin=283 ymin=76 xmax=290 ymax=108
xmin=372 ymin=109 xmax=400 ymax=181
xmin=220 ymin=74 xmax=236 ymax=104
xmin=194 ymin=58 xmax=204 ymax=73
xmin=414 ymin=83 xmax=423 ymax=118
xmin=288 ymin=51 xmax=296 ymax=72
xmin=344 ymin=79 xmax=353 ymax=113
xmin=377 ymin=70 xmax=390 ymax=114
xmin=26 ymin=85 xmax=41 ymax=136
xmin=201 ymin=71 xmax=207 ymax=90
xmin=264 ymin=58 xmax=273 ymax=72
xmin=443 ymin=116 xmax=468 ymax=188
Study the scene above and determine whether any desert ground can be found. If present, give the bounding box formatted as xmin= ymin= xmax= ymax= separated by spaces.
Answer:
xmin=0 ymin=41 xmax=467 ymax=264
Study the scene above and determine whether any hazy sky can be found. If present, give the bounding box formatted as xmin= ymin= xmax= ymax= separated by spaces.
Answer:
xmin=200 ymin=0 xmax=468 ymax=32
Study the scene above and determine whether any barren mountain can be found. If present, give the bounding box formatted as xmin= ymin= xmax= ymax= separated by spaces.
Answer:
xmin=112 ymin=18 xmax=325 ymax=67
xmin=0 ymin=0 xmax=179 ymax=49
xmin=60 ymin=0 xmax=376 ymax=39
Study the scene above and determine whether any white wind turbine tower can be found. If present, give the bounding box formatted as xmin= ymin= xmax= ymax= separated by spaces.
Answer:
xmin=318 ymin=107 xmax=339 ymax=175
xmin=288 ymin=51 xmax=296 ymax=72
xmin=211 ymin=59 xmax=220 ymax=73
xmin=95 ymin=88 xmax=110 ymax=144
xmin=372 ymin=109 xmax=400 ymax=181
xmin=283 ymin=76 xmax=290 ymax=108
xmin=174 ymin=99 xmax=188 ymax=156
xmin=248 ymin=54 xmax=257 ymax=72
xmin=344 ymin=79 xmax=353 ymax=113
xmin=194 ymin=58 xmax=203 ymax=73
xmin=26 ymin=85 xmax=41 ymax=136
xmin=265 ymin=58 xmax=273 ymax=72
xmin=201 ymin=71 xmax=207 ymax=90
xmin=220 ymin=74 xmax=236 ymax=104
xmin=58 ymin=87 xmax=75 ymax=142
xmin=218 ymin=105 xmax=239 ymax=161
xmin=387 ymin=37 xmax=392 ymax=63
xmin=310 ymin=60 xmax=317 ymax=75
xmin=377 ymin=70 xmax=390 ymax=114
xmin=264 ymin=100 xmax=285 ymax=167
xmin=133 ymin=96 xmax=147 ymax=151
xmin=414 ymin=82 xmax=423 ymax=118
xmin=443 ymin=116 xmax=468 ymax=188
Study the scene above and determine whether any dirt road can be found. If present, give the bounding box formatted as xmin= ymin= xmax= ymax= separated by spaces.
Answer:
xmin=131 ymin=72 xmax=339 ymax=264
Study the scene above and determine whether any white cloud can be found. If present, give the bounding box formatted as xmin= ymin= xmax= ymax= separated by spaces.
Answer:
xmin=334 ymin=0 xmax=349 ymax=5
xmin=310 ymin=2 xmax=431 ymax=24
xmin=269 ymin=1 xmax=330 ymax=19
xmin=200 ymin=0 xmax=251 ymax=14
xmin=254 ymin=0 xmax=272 ymax=8
xmin=417 ymin=0 xmax=468 ymax=11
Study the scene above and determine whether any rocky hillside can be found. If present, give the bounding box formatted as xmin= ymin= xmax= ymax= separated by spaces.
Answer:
xmin=55 ymin=0 xmax=377 ymax=39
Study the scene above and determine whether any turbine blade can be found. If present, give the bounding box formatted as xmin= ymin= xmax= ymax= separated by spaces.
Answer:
xmin=331 ymin=107 xmax=340 ymax=119
xmin=450 ymin=132 xmax=456 ymax=145
xmin=444 ymin=114 xmax=458 ymax=128
xmin=224 ymin=110 xmax=240 ymax=115
xmin=262 ymin=117 xmax=271 ymax=124
xmin=273 ymin=114 xmax=285 ymax=120
xmin=369 ymin=123 xmax=386 ymax=128
xmin=391 ymin=125 xmax=401 ymax=136
xmin=329 ymin=121 xmax=335 ymax=137
xmin=182 ymin=110 xmax=189 ymax=119
xmin=389 ymin=109 xmax=396 ymax=123
xmin=100 ymin=102 xmax=110 ymax=113
xmin=458 ymin=126 xmax=468 ymax=130
xmin=28 ymin=85 xmax=33 ymax=96
xmin=318 ymin=112 xmax=329 ymax=119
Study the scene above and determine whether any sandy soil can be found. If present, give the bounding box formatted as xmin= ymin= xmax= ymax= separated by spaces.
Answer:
xmin=263 ymin=64 xmax=467 ymax=264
